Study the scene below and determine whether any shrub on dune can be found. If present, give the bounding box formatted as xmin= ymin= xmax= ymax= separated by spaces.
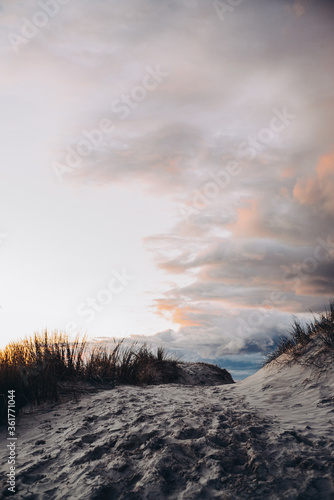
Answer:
xmin=263 ymin=299 xmax=334 ymax=367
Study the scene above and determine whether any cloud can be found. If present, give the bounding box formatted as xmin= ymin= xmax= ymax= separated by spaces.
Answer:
xmin=54 ymin=0 xmax=334 ymax=360
xmin=131 ymin=305 xmax=291 ymax=359
xmin=293 ymin=152 xmax=334 ymax=215
xmin=67 ymin=123 xmax=206 ymax=193
xmin=3 ymin=0 xmax=334 ymax=363
xmin=228 ymin=200 xmax=273 ymax=239
xmin=292 ymin=0 xmax=310 ymax=17
xmin=37 ymin=0 xmax=333 ymax=191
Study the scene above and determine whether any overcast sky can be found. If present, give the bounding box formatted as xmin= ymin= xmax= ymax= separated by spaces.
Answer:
xmin=0 ymin=0 xmax=333 ymax=375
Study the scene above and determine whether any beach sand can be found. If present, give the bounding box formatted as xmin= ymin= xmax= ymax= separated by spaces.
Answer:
xmin=1 ymin=357 xmax=333 ymax=499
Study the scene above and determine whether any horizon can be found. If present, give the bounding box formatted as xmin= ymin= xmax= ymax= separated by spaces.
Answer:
xmin=1 ymin=0 xmax=334 ymax=379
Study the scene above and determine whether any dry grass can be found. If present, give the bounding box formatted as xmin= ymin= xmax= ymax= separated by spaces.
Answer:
xmin=0 ymin=332 xmax=177 ymax=424
xmin=263 ymin=299 xmax=334 ymax=367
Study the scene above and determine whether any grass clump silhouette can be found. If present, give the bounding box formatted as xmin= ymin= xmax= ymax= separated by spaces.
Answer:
xmin=0 ymin=331 xmax=177 ymax=425
xmin=264 ymin=299 xmax=334 ymax=367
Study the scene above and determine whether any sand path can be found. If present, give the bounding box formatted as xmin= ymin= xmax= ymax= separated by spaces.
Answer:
xmin=1 ymin=364 xmax=333 ymax=499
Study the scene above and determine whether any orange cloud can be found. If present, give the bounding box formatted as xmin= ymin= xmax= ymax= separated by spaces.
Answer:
xmin=155 ymin=301 xmax=175 ymax=316
xmin=229 ymin=200 xmax=271 ymax=238
xmin=155 ymin=300 xmax=200 ymax=327
xmin=172 ymin=307 xmax=201 ymax=327
xmin=281 ymin=166 xmax=296 ymax=178
xmin=293 ymin=151 xmax=334 ymax=214
xmin=317 ymin=151 xmax=334 ymax=179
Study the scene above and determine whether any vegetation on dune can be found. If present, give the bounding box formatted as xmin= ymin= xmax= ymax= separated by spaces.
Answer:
xmin=3 ymin=299 xmax=332 ymax=424
xmin=263 ymin=299 xmax=334 ymax=367
xmin=0 ymin=332 xmax=177 ymax=424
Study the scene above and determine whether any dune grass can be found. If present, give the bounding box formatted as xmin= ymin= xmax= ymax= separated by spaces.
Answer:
xmin=0 ymin=331 xmax=177 ymax=424
xmin=263 ymin=299 xmax=334 ymax=367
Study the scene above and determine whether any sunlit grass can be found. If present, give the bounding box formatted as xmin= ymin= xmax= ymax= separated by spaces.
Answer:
xmin=0 ymin=331 xmax=177 ymax=424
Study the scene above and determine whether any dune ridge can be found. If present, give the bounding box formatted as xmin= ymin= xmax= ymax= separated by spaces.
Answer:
xmin=1 ymin=343 xmax=333 ymax=499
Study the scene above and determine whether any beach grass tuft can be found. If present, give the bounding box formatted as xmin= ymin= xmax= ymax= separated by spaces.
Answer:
xmin=0 ymin=332 xmax=177 ymax=424
xmin=263 ymin=299 xmax=334 ymax=367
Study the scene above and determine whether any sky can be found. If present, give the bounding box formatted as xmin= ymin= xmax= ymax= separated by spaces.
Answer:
xmin=0 ymin=0 xmax=334 ymax=378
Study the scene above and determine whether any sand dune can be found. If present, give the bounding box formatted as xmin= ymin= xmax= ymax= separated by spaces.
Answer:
xmin=1 ymin=355 xmax=333 ymax=499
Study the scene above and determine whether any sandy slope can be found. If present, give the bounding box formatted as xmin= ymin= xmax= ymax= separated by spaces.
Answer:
xmin=1 ymin=358 xmax=334 ymax=499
